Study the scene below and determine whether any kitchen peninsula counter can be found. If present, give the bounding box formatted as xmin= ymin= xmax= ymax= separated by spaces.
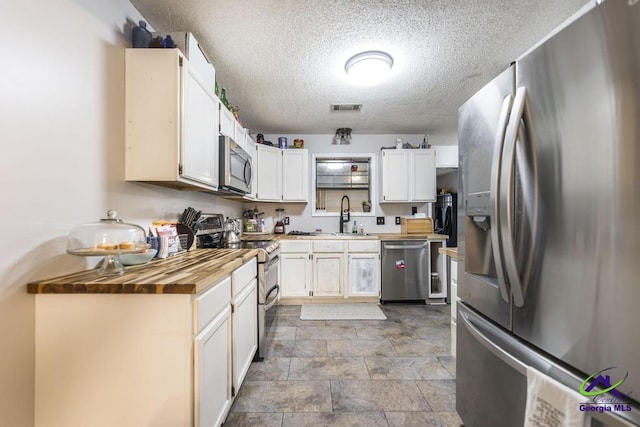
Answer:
xmin=27 ymin=248 xmax=259 ymax=294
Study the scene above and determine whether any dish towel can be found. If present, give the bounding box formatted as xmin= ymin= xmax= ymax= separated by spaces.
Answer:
xmin=524 ymin=366 xmax=589 ymax=427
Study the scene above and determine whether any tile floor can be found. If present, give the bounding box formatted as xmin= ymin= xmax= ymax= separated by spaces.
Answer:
xmin=224 ymin=303 xmax=462 ymax=427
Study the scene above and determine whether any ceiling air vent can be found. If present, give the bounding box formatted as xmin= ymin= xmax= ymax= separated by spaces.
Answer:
xmin=330 ymin=104 xmax=362 ymax=112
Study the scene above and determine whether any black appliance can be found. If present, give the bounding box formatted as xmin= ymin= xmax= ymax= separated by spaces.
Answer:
xmin=433 ymin=192 xmax=457 ymax=247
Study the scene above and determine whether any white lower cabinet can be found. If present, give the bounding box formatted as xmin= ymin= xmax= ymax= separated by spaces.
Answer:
xmin=34 ymin=259 xmax=258 ymax=427
xmin=312 ymin=253 xmax=345 ymax=297
xmin=280 ymin=239 xmax=380 ymax=300
xmin=280 ymin=240 xmax=311 ymax=298
xmin=195 ymin=303 xmax=232 ymax=427
xmin=348 ymin=254 xmax=380 ymax=297
xmin=311 ymin=240 xmax=345 ymax=297
xmin=231 ymin=258 xmax=258 ymax=393
xmin=346 ymin=240 xmax=380 ymax=297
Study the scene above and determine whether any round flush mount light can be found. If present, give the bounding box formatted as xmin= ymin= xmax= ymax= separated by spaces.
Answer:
xmin=345 ymin=51 xmax=393 ymax=86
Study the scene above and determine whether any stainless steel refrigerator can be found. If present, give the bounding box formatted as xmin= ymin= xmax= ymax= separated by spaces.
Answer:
xmin=457 ymin=1 xmax=640 ymax=425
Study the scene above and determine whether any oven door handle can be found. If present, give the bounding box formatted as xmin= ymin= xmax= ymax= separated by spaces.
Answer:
xmin=264 ymin=284 xmax=280 ymax=311
xmin=266 ymin=255 xmax=280 ymax=268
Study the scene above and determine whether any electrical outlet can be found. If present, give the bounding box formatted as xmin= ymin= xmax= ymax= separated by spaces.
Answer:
xmin=376 ymin=216 xmax=385 ymax=225
xmin=395 ymin=216 xmax=401 ymax=225
xmin=411 ymin=206 xmax=418 ymax=215
xmin=284 ymin=216 xmax=290 ymax=225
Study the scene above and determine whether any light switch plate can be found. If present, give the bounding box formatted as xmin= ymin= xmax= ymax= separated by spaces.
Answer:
xmin=395 ymin=216 xmax=401 ymax=225
xmin=376 ymin=216 xmax=385 ymax=225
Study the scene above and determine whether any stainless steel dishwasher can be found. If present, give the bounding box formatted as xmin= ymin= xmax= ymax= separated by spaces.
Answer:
xmin=381 ymin=240 xmax=430 ymax=302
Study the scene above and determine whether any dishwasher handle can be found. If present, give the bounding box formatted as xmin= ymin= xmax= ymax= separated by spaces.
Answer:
xmin=383 ymin=242 xmax=428 ymax=250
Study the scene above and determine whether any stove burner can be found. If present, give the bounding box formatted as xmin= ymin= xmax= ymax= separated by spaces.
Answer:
xmin=287 ymin=230 xmax=312 ymax=235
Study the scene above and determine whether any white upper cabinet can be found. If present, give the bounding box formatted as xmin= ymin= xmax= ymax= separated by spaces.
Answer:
xmin=234 ymin=121 xmax=247 ymax=151
xmin=410 ymin=149 xmax=436 ymax=202
xmin=244 ymin=137 xmax=258 ymax=200
xmin=219 ymin=103 xmax=235 ymax=138
xmin=253 ymin=145 xmax=308 ymax=202
xmin=381 ymin=149 xmax=436 ymax=202
xmin=434 ymin=145 xmax=459 ymax=168
xmin=182 ymin=69 xmax=219 ymax=188
xmin=125 ymin=49 xmax=219 ymax=191
xmin=381 ymin=150 xmax=409 ymax=202
xmin=255 ymin=144 xmax=282 ymax=201
xmin=282 ymin=149 xmax=309 ymax=202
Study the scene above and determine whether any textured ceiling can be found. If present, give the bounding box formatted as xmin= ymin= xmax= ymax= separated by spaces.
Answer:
xmin=130 ymin=0 xmax=589 ymax=135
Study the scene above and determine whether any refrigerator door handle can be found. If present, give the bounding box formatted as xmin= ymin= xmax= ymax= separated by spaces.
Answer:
xmin=459 ymin=307 xmax=527 ymax=375
xmin=499 ymin=86 xmax=527 ymax=306
xmin=489 ymin=94 xmax=514 ymax=303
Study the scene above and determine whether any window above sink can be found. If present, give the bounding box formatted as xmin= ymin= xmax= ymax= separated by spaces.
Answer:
xmin=312 ymin=153 xmax=377 ymax=217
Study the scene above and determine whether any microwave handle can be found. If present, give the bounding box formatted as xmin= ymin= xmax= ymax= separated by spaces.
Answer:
xmin=243 ymin=159 xmax=252 ymax=187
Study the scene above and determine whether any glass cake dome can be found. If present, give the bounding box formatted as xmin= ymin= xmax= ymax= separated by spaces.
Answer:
xmin=67 ymin=210 xmax=148 ymax=275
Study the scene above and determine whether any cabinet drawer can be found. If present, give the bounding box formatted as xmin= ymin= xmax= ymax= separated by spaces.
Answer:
xmin=195 ymin=276 xmax=231 ymax=332
xmin=312 ymin=240 xmax=345 ymax=253
xmin=281 ymin=240 xmax=311 ymax=253
xmin=232 ymin=258 xmax=257 ymax=296
xmin=347 ymin=240 xmax=380 ymax=253
xmin=451 ymin=260 xmax=458 ymax=283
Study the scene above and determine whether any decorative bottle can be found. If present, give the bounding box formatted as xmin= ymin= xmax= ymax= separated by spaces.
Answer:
xmin=352 ymin=220 xmax=357 ymax=234
xmin=421 ymin=134 xmax=429 ymax=149
xmin=220 ymin=87 xmax=229 ymax=108
xmin=162 ymin=34 xmax=175 ymax=48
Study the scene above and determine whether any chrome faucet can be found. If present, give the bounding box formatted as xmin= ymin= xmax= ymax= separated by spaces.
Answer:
xmin=339 ymin=195 xmax=350 ymax=233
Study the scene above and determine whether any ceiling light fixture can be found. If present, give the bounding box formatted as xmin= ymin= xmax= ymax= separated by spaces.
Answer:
xmin=333 ymin=128 xmax=352 ymax=145
xmin=345 ymin=51 xmax=393 ymax=86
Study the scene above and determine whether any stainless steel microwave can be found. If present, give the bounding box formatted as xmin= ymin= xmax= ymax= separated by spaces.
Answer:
xmin=219 ymin=135 xmax=252 ymax=194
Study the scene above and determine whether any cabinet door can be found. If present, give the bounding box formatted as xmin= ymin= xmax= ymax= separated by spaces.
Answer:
xmin=232 ymin=279 xmax=258 ymax=392
xmin=125 ymin=49 xmax=179 ymax=182
xmin=282 ymin=149 xmax=309 ymax=202
xmin=410 ymin=150 xmax=436 ymax=202
xmin=312 ymin=253 xmax=344 ymax=297
xmin=348 ymin=253 xmax=380 ymax=297
xmin=244 ymin=140 xmax=258 ymax=200
xmin=194 ymin=305 xmax=232 ymax=427
xmin=219 ymin=103 xmax=235 ymax=137
xmin=182 ymin=67 xmax=219 ymax=188
xmin=235 ymin=122 xmax=246 ymax=150
xmin=256 ymin=144 xmax=282 ymax=201
xmin=280 ymin=253 xmax=310 ymax=297
xmin=381 ymin=150 xmax=409 ymax=201
xmin=434 ymin=145 xmax=459 ymax=168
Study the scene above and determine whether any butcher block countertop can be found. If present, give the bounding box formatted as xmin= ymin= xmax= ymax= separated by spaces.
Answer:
xmin=27 ymin=248 xmax=259 ymax=295
xmin=438 ymin=247 xmax=458 ymax=260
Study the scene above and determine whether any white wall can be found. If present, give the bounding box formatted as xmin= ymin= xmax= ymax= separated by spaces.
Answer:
xmin=0 ymin=2 xmax=242 ymax=425
xmin=247 ymin=134 xmax=454 ymax=234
